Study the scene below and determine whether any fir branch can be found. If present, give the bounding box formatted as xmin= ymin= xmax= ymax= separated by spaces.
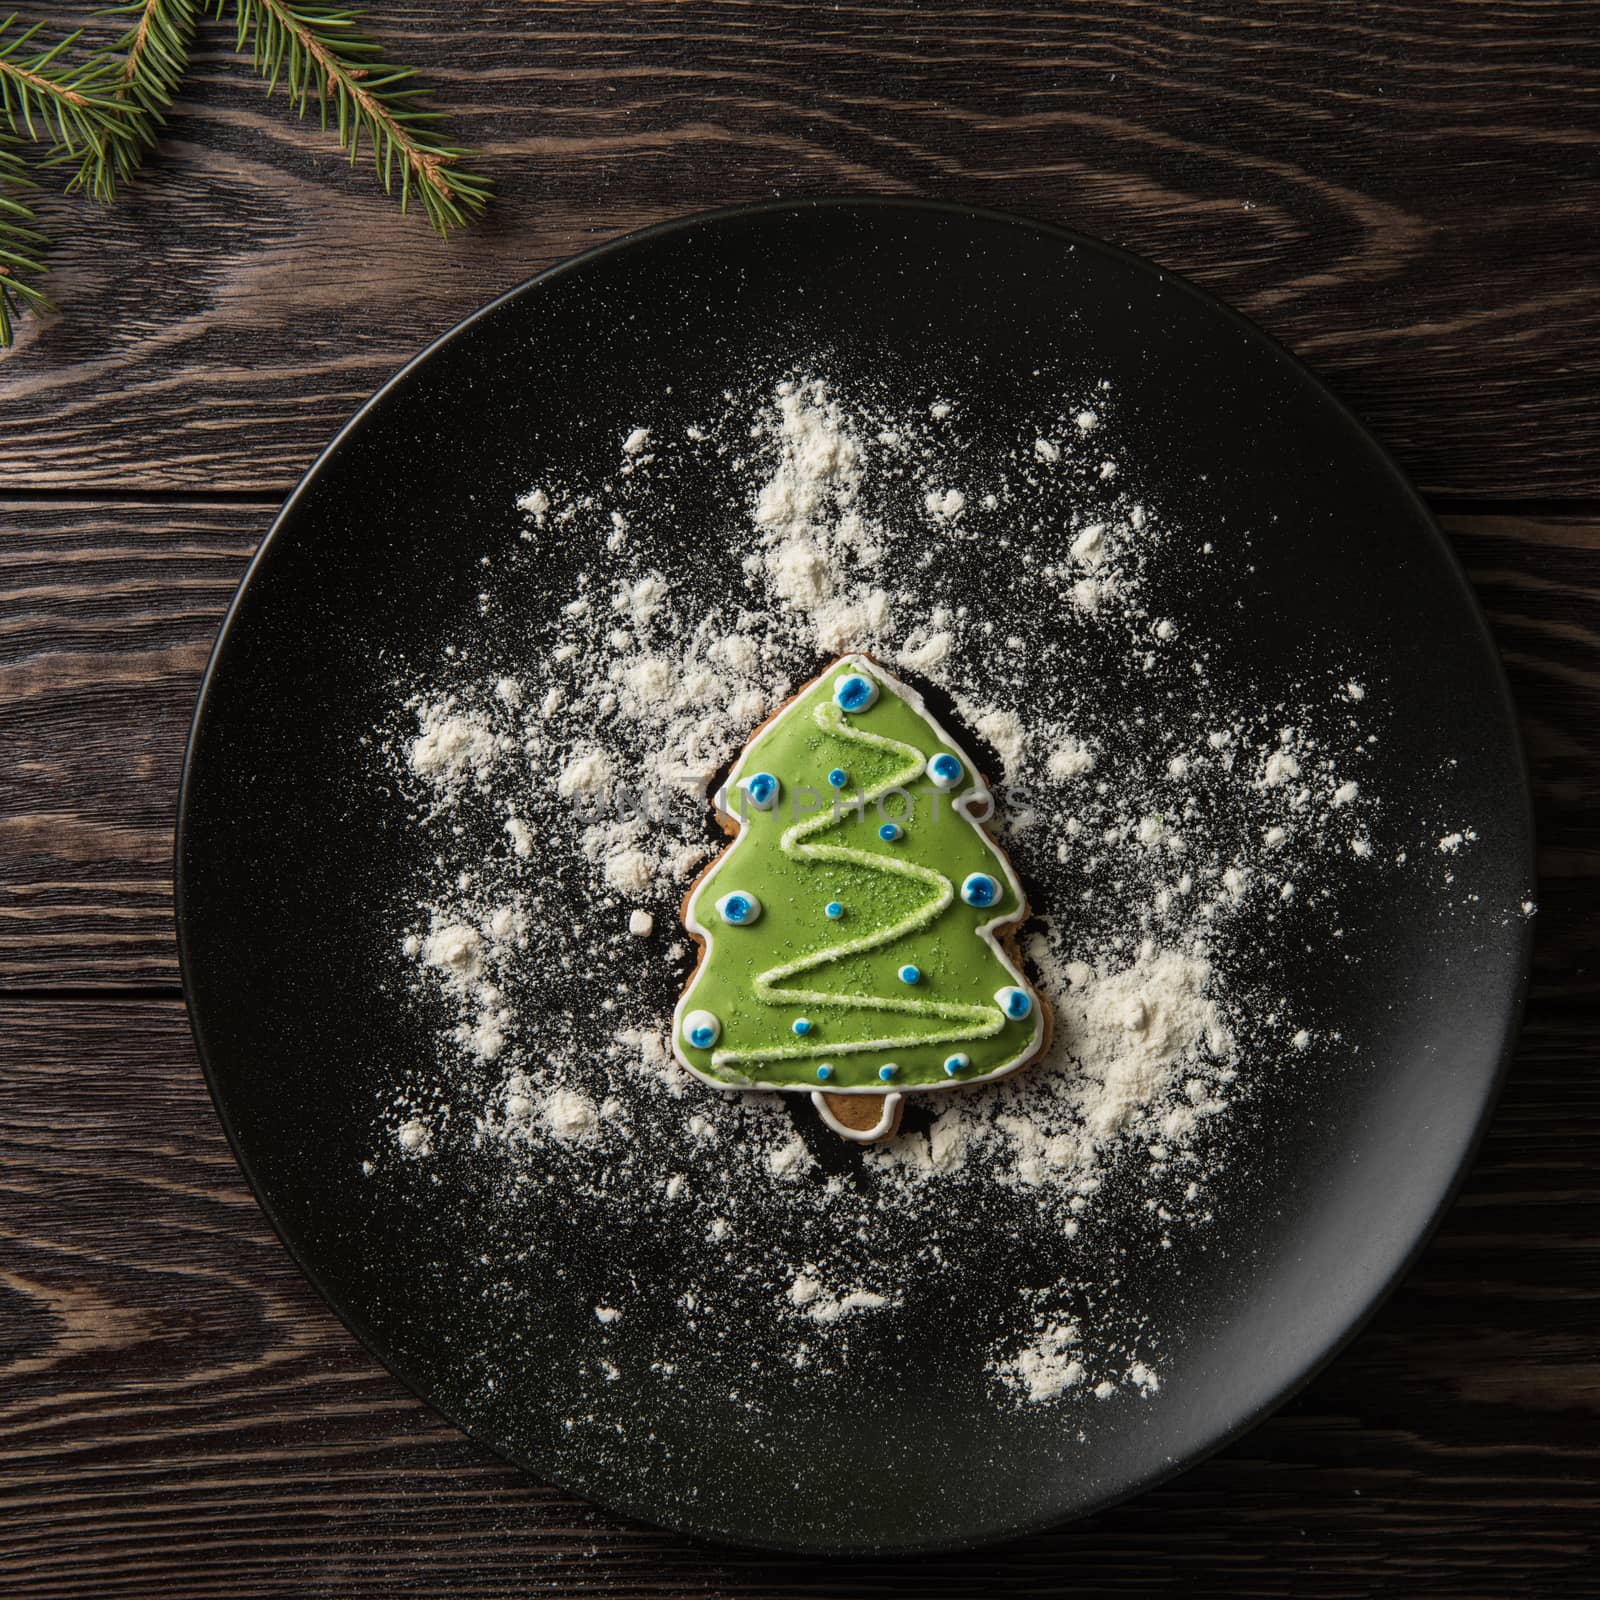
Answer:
xmin=0 ymin=13 xmax=132 ymax=201
xmin=0 ymin=134 xmax=50 ymax=347
xmin=91 ymin=0 xmax=198 ymax=186
xmin=219 ymin=0 xmax=489 ymax=233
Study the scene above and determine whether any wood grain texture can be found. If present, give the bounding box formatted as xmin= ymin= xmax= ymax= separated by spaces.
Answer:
xmin=1 ymin=1 xmax=1599 ymax=497
xmin=0 ymin=502 xmax=267 ymax=987
xmin=4 ymin=501 xmax=1594 ymax=990
xmin=0 ymin=999 xmax=1594 ymax=1598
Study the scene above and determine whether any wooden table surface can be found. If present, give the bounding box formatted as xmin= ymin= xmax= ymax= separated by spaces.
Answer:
xmin=3 ymin=4 xmax=1597 ymax=1595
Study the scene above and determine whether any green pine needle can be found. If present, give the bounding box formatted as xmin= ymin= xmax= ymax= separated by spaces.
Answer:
xmin=0 ymin=134 xmax=51 ymax=346
xmin=0 ymin=2 xmax=490 ymax=350
xmin=0 ymin=13 xmax=134 ymax=201
xmin=91 ymin=0 xmax=198 ymax=186
xmin=219 ymin=0 xmax=490 ymax=233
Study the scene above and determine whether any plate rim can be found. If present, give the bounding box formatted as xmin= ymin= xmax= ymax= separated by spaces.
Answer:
xmin=174 ymin=194 xmax=1537 ymax=1556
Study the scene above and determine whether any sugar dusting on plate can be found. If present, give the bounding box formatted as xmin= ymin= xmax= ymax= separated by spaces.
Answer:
xmin=367 ymin=373 xmax=1516 ymax=1414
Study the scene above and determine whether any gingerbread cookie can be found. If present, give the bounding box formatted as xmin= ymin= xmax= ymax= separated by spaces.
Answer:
xmin=672 ymin=654 xmax=1048 ymax=1143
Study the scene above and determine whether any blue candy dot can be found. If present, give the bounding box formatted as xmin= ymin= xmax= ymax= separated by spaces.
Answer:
xmin=944 ymin=1052 xmax=971 ymax=1076
xmin=816 ymin=1063 xmax=834 ymax=1082
xmin=719 ymin=891 xmax=760 ymax=925
xmin=792 ymin=1018 xmax=813 ymax=1036
xmin=683 ymin=1008 xmax=720 ymax=1049
xmin=879 ymin=822 xmax=904 ymax=842
xmin=878 ymin=1063 xmax=899 ymax=1083
xmin=828 ymin=768 xmax=848 ymax=788
xmin=961 ymin=872 xmax=1000 ymax=908
xmin=997 ymin=985 xmax=1034 ymax=1020
xmin=928 ymin=752 xmax=963 ymax=790
xmin=898 ymin=965 xmax=921 ymax=985
xmin=824 ymin=901 xmax=844 ymax=919
xmin=834 ymin=673 xmax=879 ymax=713
xmin=715 ymin=890 xmax=763 ymax=926
xmin=744 ymin=772 xmax=779 ymax=808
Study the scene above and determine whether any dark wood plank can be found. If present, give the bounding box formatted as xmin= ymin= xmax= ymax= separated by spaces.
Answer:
xmin=5 ymin=502 xmax=1594 ymax=989
xmin=0 ymin=998 xmax=1594 ymax=1599
xmin=0 ymin=502 xmax=267 ymax=987
xmin=2 ymin=2 xmax=1599 ymax=497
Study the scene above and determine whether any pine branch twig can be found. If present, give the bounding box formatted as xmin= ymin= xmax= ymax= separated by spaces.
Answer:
xmin=0 ymin=133 xmax=51 ymax=346
xmin=0 ymin=13 xmax=134 ymax=200
xmin=92 ymin=0 xmax=198 ymax=186
xmin=219 ymin=0 xmax=489 ymax=233
xmin=0 ymin=2 xmax=491 ymax=351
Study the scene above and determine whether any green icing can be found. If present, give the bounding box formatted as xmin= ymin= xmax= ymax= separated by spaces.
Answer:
xmin=674 ymin=655 xmax=1042 ymax=1094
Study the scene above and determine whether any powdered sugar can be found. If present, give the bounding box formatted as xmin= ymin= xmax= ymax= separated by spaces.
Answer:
xmin=368 ymin=368 xmax=1495 ymax=1423
xmin=407 ymin=700 xmax=505 ymax=793
xmin=993 ymin=1321 xmax=1086 ymax=1402
xmin=787 ymin=1273 xmax=894 ymax=1324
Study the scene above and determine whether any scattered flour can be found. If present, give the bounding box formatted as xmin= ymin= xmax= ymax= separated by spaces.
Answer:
xmin=544 ymin=1088 xmax=600 ymax=1143
xmin=1047 ymin=739 xmax=1096 ymax=781
xmin=787 ymin=1273 xmax=894 ymax=1324
xmin=407 ymin=701 xmax=503 ymax=792
xmin=373 ymin=369 xmax=1499 ymax=1418
xmin=993 ymin=1321 xmax=1087 ymax=1403
xmin=396 ymin=1118 xmax=431 ymax=1157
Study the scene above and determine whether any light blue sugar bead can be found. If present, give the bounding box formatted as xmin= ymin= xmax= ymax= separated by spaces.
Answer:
xmin=878 ymin=1063 xmax=900 ymax=1082
xmin=961 ymin=872 xmax=1000 ymax=908
xmin=816 ymin=1063 xmax=834 ymax=1082
xmin=879 ymin=822 xmax=904 ymax=842
xmin=792 ymin=1018 xmax=813 ymax=1036
xmin=898 ymin=965 xmax=921 ymax=985
xmin=944 ymin=1052 xmax=971 ymax=1076
xmin=682 ymin=1008 xmax=721 ymax=1049
xmin=824 ymin=901 xmax=845 ymax=920
xmin=834 ymin=672 xmax=879 ymax=713
xmin=996 ymin=985 xmax=1034 ymax=1020
xmin=742 ymin=771 xmax=780 ymax=810
xmin=716 ymin=890 xmax=763 ymax=926
xmin=927 ymin=752 xmax=964 ymax=791
xmin=828 ymin=768 xmax=848 ymax=789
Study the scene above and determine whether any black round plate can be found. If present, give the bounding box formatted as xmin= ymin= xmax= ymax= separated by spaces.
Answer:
xmin=177 ymin=199 xmax=1533 ymax=1553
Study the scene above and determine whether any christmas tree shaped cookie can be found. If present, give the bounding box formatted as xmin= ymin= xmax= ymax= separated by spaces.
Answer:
xmin=673 ymin=654 xmax=1046 ymax=1143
